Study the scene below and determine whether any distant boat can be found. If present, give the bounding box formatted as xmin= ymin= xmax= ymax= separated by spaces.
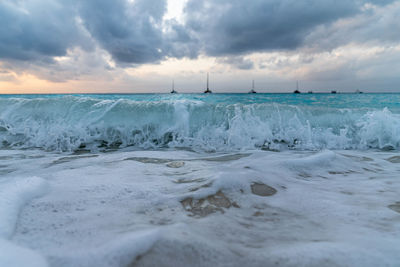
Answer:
xmin=204 ymin=73 xmax=212 ymax=93
xmin=170 ymin=79 xmax=177 ymax=94
xmin=248 ymin=80 xmax=257 ymax=93
xmin=293 ymin=81 xmax=301 ymax=94
xmin=355 ymin=89 xmax=363 ymax=94
xmin=331 ymin=90 xmax=337 ymax=94
xmin=308 ymin=91 xmax=313 ymax=94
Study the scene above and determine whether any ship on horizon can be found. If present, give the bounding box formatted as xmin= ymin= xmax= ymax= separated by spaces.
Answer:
xmin=293 ymin=81 xmax=300 ymax=94
xmin=204 ymin=73 xmax=212 ymax=93
xmin=248 ymin=80 xmax=257 ymax=93
xmin=170 ymin=79 xmax=177 ymax=94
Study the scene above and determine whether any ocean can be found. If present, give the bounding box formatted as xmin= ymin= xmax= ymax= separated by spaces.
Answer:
xmin=1 ymin=93 xmax=400 ymax=267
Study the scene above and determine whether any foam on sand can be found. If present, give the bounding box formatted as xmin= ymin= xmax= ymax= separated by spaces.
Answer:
xmin=50 ymin=229 xmax=161 ymax=267
xmin=0 ymin=176 xmax=49 ymax=267
xmin=0 ymin=239 xmax=48 ymax=267
xmin=4 ymin=148 xmax=400 ymax=267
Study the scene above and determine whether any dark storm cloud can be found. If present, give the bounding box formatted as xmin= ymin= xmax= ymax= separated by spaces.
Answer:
xmin=305 ymin=2 xmax=400 ymax=52
xmin=0 ymin=0 xmax=89 ymax=61
xmin=0 ymin=0 xmax=172 ymax=65
xmin=182 ymin=0 xmax=397 ymax=57
xmin=162 ymin=20 xmax=200 ymax=59
xmin=0 ymin=0 xmax=398 ymax=71
xmin=77 ymin=0 xmax=167 ymax=64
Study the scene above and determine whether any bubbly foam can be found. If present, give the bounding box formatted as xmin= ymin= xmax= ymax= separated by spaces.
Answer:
xmin=1 ymin=96 xmax=400 ymax=151
xmin=0 ymin=176 xmax=49 ymax=267
xmin=7 ymin=149 xmax=400 ymax=267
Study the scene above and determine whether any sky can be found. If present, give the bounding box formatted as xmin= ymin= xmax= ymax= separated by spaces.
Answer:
xmin=0 ymin=0 xmax=399 ymax=94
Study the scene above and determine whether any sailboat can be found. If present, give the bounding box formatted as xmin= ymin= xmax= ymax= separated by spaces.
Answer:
xmin=248 ymin=80 xmax=257 ymax=93
xmin=170 ymin=79 xmax=177 ymax=94
xmin=204 ymin=73 xmax=212 ymax=93
xmin=293 ymin=81 xmax=300 ymax=94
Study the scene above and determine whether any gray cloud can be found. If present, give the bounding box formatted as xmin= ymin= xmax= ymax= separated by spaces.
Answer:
xmin=218 ymin=56 xmax=255 ymax=70
xmin=182 ymin=0 xmax=398 ymax=57
xmin=78 ymin=0 xmax=167 ymax=64
xmin=0 ymin=0 xmax=90 ymax=62
xmin=304 ymin=2 xmax=400 ymax=52
xmin=183 ymin=0 xmax=358 ymax=56
xmin=162 ymin=20 xmax=200 ymax=59
xmin=0 ymin=0 xmax=399 ymax=82
xmin=0 ymin=68 xmax=17 ymax=82
xmin=0 ymin=0 xmax=173 ymax=65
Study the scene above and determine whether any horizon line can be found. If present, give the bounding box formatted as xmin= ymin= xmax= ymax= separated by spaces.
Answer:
xmin=1 ymin=91 xmax=399 ymax=95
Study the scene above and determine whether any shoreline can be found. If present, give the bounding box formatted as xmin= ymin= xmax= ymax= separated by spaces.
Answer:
xmin=0 ymin=148 xmax=398 ymax=266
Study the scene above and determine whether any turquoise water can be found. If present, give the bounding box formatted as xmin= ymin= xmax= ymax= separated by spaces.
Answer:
xmin=1 ymin=93 xmax=400 ymax=151
xmin=2 ymin=93 xmax=400 ymax=109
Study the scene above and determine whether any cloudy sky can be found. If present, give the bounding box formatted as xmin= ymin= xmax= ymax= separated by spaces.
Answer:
xmin=0 ymin=0 xmax=399 ymax=93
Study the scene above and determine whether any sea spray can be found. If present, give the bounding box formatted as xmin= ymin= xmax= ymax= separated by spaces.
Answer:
xmin=1 ymin=95 xmax=400 ymax=151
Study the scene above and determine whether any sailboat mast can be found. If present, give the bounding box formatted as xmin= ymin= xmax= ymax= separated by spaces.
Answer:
xmin=172 ymin=79 xmax=175 ymax=91
xmin=296 ymin=80 xmax=299 ymax=91
xmin=207 ymin=72 xmax=209 ymax=90
xmin=252 ymin=80 xmax=255 ymax=90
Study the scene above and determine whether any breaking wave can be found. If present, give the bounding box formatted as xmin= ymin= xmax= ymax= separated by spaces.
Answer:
xmin=1 ymin=96 xmax=400 ymax=152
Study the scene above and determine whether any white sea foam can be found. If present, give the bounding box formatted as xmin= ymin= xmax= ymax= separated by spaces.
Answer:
xmin=0 ymin=239 xmax=48 ymax=267
xmin=50 ymin=229 xmax=161 ymax=267
xmin=2 ymin=148 xmax=399 ymax=267
xmin=0 ymin=176 xmax=49 ymax=267
xmin=1 ymin=96 xmax=400 ymax=151
xmin=0 ymin=176 xmax=48 ymax=238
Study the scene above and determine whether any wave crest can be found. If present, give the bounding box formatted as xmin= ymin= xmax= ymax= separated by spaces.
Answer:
xmin=1 ymin=96 xmax=400 ymax=151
